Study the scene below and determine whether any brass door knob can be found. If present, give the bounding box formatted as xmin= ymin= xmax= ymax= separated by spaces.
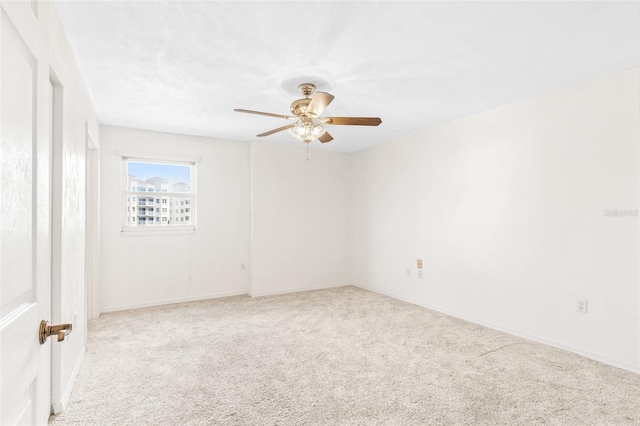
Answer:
xmin=39 ymin=320 xmax=72 ymax=345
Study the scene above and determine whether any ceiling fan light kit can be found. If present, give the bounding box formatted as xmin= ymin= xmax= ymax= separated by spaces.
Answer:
xmin=234 ymin=82 xmax=382 ymax=145
xmin=289 ymin=117 xmax=326 ymax=143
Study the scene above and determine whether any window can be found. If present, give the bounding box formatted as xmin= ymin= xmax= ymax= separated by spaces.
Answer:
xmin=121 ymin=155 xmax=198 ymax=234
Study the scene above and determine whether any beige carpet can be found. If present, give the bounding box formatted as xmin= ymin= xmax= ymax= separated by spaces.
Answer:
xmin=49 ymin=286 xmax=640 ymax=425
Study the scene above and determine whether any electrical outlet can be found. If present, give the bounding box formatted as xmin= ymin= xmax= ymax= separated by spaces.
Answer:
xmin=417 ymin=259 xmax=423 ymax=269
xmin=240 ymin=263 xmax=246 ymax=271
xmin=406 ymin=269 xmax=411 ymax=278
xmin=417 ymin=270 xmax=423 ymax=279
xmin=576 ymin=298 xmax=588 ymax=313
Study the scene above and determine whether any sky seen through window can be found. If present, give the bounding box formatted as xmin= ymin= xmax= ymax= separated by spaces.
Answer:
xmin=128 ymin=162 xmax=190 ymax=186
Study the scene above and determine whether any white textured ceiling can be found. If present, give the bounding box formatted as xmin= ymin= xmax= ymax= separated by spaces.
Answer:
xmin=55 ymin=1 xmax=640 ymax=152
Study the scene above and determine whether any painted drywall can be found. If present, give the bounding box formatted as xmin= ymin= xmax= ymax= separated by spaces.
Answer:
xmin=99 ymin=126 xmax=251 ymax=311
xmin=54 ymin=1 xmax=640 ymax=152
xmin=250 ymin=141 xmax=352 ymax=296
xmin=351 ymin=67 xmax=640 ymax=373
xmin=48 ymin=3 xmax=100 ymax=413
xmin=100 ymin=132 xmax=352 ymax=306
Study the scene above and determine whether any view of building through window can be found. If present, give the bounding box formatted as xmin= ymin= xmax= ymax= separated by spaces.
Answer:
xmin=126 ymin=161 xmax=193 ymax=227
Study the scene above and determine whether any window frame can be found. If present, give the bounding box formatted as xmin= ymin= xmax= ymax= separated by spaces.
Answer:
xmin=117 ymin=151 xmax=200 ymax=236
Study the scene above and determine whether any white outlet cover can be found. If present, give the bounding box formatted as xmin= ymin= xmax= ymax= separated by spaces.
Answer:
xmin=417 ymin=270 xmax=424 ymax=279
xmin=576 ymin=298 xmax=588 ymax=313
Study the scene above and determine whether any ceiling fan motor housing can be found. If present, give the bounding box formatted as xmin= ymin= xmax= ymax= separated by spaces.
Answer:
xmin=290 ymin=98 xmax=311 ymax=116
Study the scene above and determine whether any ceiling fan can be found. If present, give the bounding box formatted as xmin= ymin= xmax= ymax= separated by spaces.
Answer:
xmin=234 ymin=83 xmax=382 ymax=144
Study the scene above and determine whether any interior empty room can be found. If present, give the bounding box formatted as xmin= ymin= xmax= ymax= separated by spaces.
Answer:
xmin=1 ymin=1 xmax=640 ymax=425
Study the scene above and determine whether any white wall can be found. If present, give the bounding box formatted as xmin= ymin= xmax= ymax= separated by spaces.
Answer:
xmin=100 ymin=126 xmax=251 ymax=311
xmin=250 ymin=141 xmax=352 ymax=296
xmin=351 ymin=68 xmax=640 ymax=373
xmin=100 ymin=132 xmax=352 ymax=307
xmin=49 ymin=3 xmax=100 ymax=412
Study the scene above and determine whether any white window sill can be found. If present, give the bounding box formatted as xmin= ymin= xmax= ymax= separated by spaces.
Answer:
xmin=121 ymin=226 xmax=196 ymax=237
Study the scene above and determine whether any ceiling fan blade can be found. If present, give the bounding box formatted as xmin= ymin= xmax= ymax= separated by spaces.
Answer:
xmin=306 ymin=92 xmax=334 ymax=117
xmin=318 ymin=131 xmax=333 ymax=143
xmin=322 ymin=117 xmax=382 ymax=126
xmin=257 ymin=123 xmax=297 ymax=137
xmin=234 ymin=109 xmax=296 ymax=120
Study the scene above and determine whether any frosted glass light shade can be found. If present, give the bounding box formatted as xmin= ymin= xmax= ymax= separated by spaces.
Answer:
xmin=288 ymin=121 xmax=326 ymax=142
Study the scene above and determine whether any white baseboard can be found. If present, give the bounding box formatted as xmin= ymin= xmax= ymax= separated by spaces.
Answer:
xmin=52 ymin=346 xmax=85 ymax=414
xmin=353 ymin=283 xmax=640 ymax=375
xmin=101 ymin=290 xmax=249 ymax=313
xmin=250 ymin=283 xmax=349 ymax=298
xmin=101 ymin=285 xmax=351 ymax=312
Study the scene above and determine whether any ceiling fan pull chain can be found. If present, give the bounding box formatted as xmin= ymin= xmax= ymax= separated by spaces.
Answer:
xmin=306 ymin=142 xmax=309 ymax=161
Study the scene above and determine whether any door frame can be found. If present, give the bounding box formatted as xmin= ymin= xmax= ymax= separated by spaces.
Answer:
xmin=85 ymin=122 xmax=100 ymax=323
xmin=48 ymin=65 xmax=65 ymax=415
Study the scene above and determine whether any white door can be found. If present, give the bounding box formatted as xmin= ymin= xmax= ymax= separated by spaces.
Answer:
xmin=1 ymin=1 xmax=56 ymax=424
